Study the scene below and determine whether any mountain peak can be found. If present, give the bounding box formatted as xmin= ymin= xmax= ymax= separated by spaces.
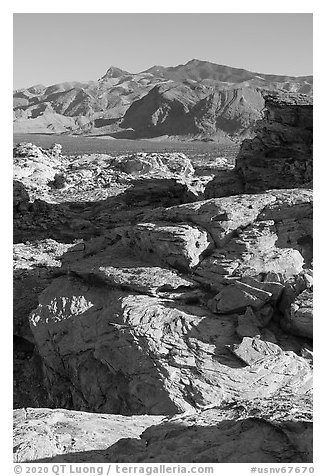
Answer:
xmin=99 ymin=66 xmax=130 ymax=81
xmin=186 ymin=58 xmax=203 ymax=65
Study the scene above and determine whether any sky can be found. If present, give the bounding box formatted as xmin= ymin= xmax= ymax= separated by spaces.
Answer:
xmin=14 ymin=12 xmax=313 ymax=91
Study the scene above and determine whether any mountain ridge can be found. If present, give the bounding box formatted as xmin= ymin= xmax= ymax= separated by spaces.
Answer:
xmin=13 ymin=59 xmax=313 ymax=142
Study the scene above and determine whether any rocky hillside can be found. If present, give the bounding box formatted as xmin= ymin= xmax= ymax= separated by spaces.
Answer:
xmin=13 ymin=91 xmax=313 ymax=463
xmin=13 ymin=59 xmax=313 ymax=141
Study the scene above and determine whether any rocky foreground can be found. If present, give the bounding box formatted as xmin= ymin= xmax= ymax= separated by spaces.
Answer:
xmin=13 ymin=92 xmax=313 ymax=463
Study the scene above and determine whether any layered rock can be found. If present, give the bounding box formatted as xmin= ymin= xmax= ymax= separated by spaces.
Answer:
xmin=13 ymin=408 xmax=163 ymax=463
xmin=106 ymin=395 xmax=312 ymax=463
xmin=27 ymin=188 xmax=313 ymax=416
xmin=14 ymin=395 xmax=312 ymax=463
xmin=204 ymin=169 xmax=244 ymax=198
xmin=13 ymin=147 xmax=206 ymax=244
xmin=235 ymin=93 xmax=313 ymax=192
xmin=13 ymin=147 xmax=200 ymax=206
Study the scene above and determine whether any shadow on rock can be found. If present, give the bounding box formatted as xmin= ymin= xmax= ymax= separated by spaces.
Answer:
xmin=29 ymin=415 xmax=312 ymax=463
xmin=13 ymin=177 xmax=199 ymax=244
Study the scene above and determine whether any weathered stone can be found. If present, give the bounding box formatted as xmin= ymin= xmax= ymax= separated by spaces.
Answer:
xmin=13 ymin=143 xmax=63 ymax=201
xmin=204 ymin=168 xmax=244 ymax=198
xmin=131 ymin=223 xmax=213 ymax=271
xmin=13 ymin=395 xmax=312 ymax=463
xmin=29 ymin=274 xmax=312 ymax=415
xmin=13 ymin=239 xmax=71 ymax=340
xmin=13 ymin=180 xmax=30 ymax=214
xmin=111 ymin=152 xmax=195 ymax=178
xmin=208 ymin=282 xmax=271 ymax=314
xmin=229 ymin=337 xmax=283 ymax=365
xmin=48 ymin=143 xmax=63 ymax=158
xmin=236 ymin=307 xmax=261 ymax=338
xmin=236 ymin=93 xmax=313 ymax=192
xmin=195 ymin=217 xmax=305 ymax=290
xmin=235 ymin=306 xmax=275 ymax=339
xmin=282 ymin=289 xmax=313 ymax=339
xmin=64 ymin=241 xmax=197 ymax=296
xmin=145 ymin=192 xmax=277 ymax=246
xmin=105 ymin=397 xmax=312 ymax=463
xmin=13 ymin=408 xmax=162 ymax=463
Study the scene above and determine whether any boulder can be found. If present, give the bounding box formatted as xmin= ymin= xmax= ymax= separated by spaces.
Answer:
xmin=131 ymin=222 xmax=213 ymax=271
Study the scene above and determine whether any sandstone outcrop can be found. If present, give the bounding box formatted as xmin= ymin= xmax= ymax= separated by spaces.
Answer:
xmin=105 ymin=395 xmax=312 ymax=463
xmin=13 ymin=408 xmax=163 ymax=463
xmin=27 ymin=186 xmax=312 ymax=417
xmin=14 ymin=395 xmax=312 ymax=463
xmin=13 ymin=148 xmax=206 ymax=244
xmin=235 ymin=93 xmax=313 ymax=192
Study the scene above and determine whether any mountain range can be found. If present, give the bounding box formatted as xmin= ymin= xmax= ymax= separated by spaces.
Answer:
xmin=13 ymin=59 xmax=313 ymax=142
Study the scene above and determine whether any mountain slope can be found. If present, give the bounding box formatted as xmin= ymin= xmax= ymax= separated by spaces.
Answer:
xmin=142 ymin=59 xmax=313 ymax=85
xmin=13 ymin=59 xmax=313 ymax=141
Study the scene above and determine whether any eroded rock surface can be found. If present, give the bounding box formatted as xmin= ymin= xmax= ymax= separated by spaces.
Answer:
xmin=13 ymin=408 xmax=163 ymax=463
xmin=105 ymin=396 xmax=312 ymax=463
xmin=14 ymin=395 xmax=312 ymax=463
xmin=236 ymin=93 xmax=313 ymax=192
xmin=27 ymin=186 xmax=313 ymax=416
